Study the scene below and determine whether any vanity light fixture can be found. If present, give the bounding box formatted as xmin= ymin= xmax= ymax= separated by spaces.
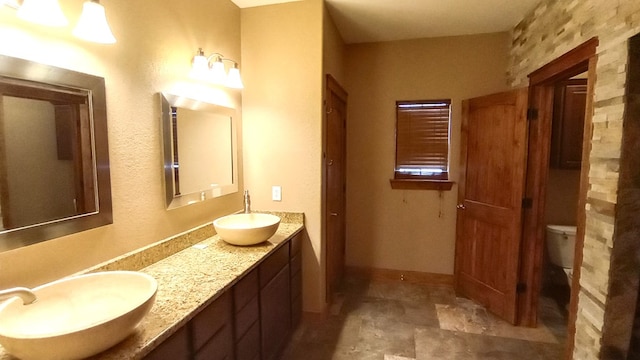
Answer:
xmin=72 ymin=0 xmax=116 ymax=44
xmin=8 ymin=0 xmax=116 ymax=43
xmin=191 ymin=48 xmax=244 ymax=89
xmin=16 ymin=0 xmax=68 ymax=27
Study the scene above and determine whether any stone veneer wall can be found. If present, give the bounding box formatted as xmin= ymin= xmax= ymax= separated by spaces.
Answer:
xmin=507 ymin=0 xmax=640 ymax=359
xmin=606 ymin=33 xmax=640 ymax=359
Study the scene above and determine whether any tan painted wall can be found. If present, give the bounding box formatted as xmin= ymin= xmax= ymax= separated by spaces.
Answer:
xmin=240 ymin=0 xmax=325 ymax=312
xmin=0 ymin=0 xmax=243 ymax=288
xmin=344 ymin=33 xmax=510 ymax=275
xmin=323 ymin=5 xmax=347 ymax=87
xmin=3 ymin=98 xmax=76 ymax=228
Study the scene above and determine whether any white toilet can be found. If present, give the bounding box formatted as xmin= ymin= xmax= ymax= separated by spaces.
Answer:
xmin=545 ymin=224 xmax=577 ymax=285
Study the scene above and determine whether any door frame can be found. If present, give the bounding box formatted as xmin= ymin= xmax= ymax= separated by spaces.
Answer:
xmin=323 ymin=74 xmax=348 ymax=303
xmin=518 ymin=37 xmax=598 ymax=357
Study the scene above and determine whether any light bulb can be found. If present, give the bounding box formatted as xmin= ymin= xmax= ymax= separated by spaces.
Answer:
xmin=190 ymin=49 xmax=210 ymax=79
xmin=226 ymin=66 xmax=244 ymax=89
xmin=210 ymin=59 xmax=227 ymax=85
xmin=17 ymin=0 xmax=68 ymax=27
xmin=72 ymin=0 xmax=116 ymax=44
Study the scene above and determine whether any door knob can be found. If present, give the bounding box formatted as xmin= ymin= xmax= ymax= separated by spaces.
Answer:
xmin=456 ymin=204 xmax=466 ymax=210
xmin=330 ymin=212 xmax=338 ymax=216
xmin=328 ymin=160 xmax=334 ymax=166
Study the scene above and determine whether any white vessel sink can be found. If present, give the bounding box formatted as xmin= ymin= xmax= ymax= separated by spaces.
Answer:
xmin=214 ymin=213 xmax=281 ymax=246
xmin=0 ymin=271 xmax=157 ymax=360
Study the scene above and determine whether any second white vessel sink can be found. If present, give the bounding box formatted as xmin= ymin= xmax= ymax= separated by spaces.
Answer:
xmin=0 ymin=271 xmax=157 ymax=360
xmin=214 ymin=213 xmax=281 ymax=246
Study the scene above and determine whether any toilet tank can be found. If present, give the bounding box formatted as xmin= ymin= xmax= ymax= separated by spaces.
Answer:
xmin=546 ymin=225 xmax=576 ymax=268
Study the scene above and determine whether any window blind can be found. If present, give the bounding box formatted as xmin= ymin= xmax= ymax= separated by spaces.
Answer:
xmin=395 ymin=100 xmax=451 ymax=180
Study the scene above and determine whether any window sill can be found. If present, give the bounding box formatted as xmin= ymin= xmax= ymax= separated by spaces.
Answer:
xmin=389 ymin=179 xmax=455 ymax=191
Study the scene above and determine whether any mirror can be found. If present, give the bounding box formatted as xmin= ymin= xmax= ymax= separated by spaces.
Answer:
xmin=160 ymin=93 xmax=238 ymax=209
xmin=0 ymin=55 xmax=112 ymax=252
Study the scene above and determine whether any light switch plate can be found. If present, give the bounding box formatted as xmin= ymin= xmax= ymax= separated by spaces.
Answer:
xmin=272 ymin=186 xmax=282 ymax=201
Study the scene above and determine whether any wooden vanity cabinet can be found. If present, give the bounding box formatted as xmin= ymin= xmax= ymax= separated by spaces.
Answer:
xmin=550 ymin=79 xmax=587 ymax=169
xmin=143 ymin=232 xmax=304 ymax=360
xmin=260 ymin=243 xmax=291 ymax=360
xmin=233 ymin=268 xmax=261 ymax=360
xmin=142 ymin=293 xmax=234 ymax=360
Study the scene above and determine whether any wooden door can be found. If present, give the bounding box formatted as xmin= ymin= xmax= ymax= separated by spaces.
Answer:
xmin=325 ymin=75 xmax=347 ymax=301
xmin=455 ymin=88 xmax=528 ymax=324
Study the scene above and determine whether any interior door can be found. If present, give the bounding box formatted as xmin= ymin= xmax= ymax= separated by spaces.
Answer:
xmin=325 ymin=75 xmax=347 ymax=301
xmin=455 ymin=88 xmax=528 ymax=324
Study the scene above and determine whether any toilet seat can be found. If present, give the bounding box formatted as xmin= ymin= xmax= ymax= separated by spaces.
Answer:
xmin=547 ymin=224 xmax=577 ymax=236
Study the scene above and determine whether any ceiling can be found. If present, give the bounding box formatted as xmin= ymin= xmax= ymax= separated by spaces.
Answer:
xmin=231 ymin=0 xmax=303 ymax=8
xmin=231 ymin=0 xmax=541 ymax=44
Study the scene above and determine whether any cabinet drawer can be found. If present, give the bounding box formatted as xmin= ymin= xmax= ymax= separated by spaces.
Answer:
xmin=235 ymin=320 xmax=261 ymax=360
xmin=143 ymin=326 xmax=190 ymax=360
xmin=193 ymin=321 xmax=233 ymax=360
xmin=191 ymin=292 xmax=232 ymax=352
xmin=259 ymin=244 xmax=289 ymax=288
xmin=234 ymin=268 xmax=259 ymax=311
xmin=235 ymin=296 xmax=259 ymax=340
xmin=290 ymin=232 xmax=302 ymax=257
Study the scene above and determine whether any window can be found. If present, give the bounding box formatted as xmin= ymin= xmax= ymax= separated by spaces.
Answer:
xmin=391 ymin=99 xmax=453 ymax=190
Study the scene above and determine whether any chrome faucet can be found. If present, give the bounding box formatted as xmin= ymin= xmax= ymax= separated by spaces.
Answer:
xmin=0 ymin=287 xmax=37 ymax=305
xmin=243 ymin=190 xmax=251 ymax=214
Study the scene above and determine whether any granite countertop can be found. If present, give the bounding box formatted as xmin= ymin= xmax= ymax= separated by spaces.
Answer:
xmin=0 ymin=213 xmax=304 ymax=360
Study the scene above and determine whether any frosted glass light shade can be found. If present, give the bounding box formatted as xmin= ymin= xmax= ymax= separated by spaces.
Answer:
xmin=17 ymin=0 xmax=68 ymax=27
xmin=226 ymin=66 xmax=244 ymax=89
xmin=190 ymin=53 xmax=210 ymax=79
xmin=72 ymin=0 xmax=116 ymax=44
xmin=210 ymin=60 xmax=227 ymax=85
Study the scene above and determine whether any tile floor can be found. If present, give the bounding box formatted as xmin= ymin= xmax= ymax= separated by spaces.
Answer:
xmin=281 ymin=276 xmax=568 ymax=360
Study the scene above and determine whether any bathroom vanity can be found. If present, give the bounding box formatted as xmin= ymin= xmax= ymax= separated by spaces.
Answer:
xmin=0 ymin=213 xmax=304 ymax=360
xmin=144 ymin=228 xmax=303 ymax=360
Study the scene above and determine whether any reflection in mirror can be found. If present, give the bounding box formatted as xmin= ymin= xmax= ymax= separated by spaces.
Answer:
xmin=160 ymin=93 xmax=238 ymax=209
xmin=0 ymin=55 xmax=112 ymax=252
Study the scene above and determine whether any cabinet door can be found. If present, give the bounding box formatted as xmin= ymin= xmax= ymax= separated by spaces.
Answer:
xmin=290 ymin=267 xmax=302 ymax=329
xmin=235 ymin=320 xmax=261 ymax=360
xmin=191 ymin=292 xmax=234 ymax=359
xmin=194 ymin=323 xmax=233 ymax=360
xmin=290 ymin=233 xmax=303 ymax=329
xmin=260 ymin=264 xmax=291 ymax=360
xmin=551 ymin=79 xmax=587 ymax=169
xmin=234 ymin=268 xmax=260 ymax=360
xmin=143 ymin=326 xmax=190 ymax=360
